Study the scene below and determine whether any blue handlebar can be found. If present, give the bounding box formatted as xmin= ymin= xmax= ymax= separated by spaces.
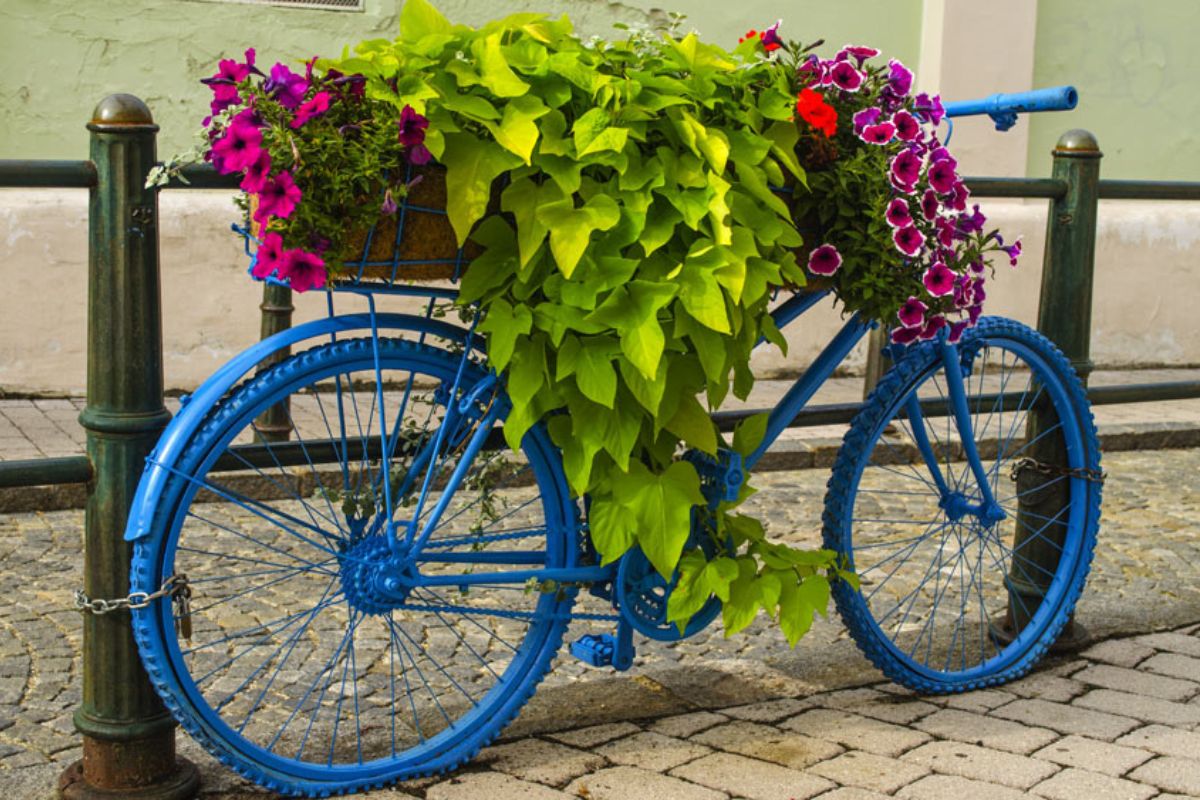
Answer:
xmin=942 ymin=85 xmax=1078 ymax=131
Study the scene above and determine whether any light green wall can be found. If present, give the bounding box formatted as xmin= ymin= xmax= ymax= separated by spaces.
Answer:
xmin=1028 ymin=0 xmax=1200 ymax=179
xmin=1 ymin=0 xmax=922 ymax=161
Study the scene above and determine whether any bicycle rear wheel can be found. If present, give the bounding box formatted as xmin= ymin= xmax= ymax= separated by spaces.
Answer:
xmin=824 ymin=318 xmax=1101 ymax=692
xmin=130 ymin=337 xmax=579 ymax=796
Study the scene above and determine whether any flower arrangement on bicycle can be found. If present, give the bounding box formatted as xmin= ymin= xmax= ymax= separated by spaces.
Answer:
xmin=155 ymin=0 xmax=1022 ymax=647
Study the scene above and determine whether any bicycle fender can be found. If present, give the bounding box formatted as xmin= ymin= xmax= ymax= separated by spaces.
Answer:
xmin=124 ymin=312 xmax=478 ymax=542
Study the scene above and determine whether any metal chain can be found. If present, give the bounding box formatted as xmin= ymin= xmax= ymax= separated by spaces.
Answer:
xmin=1009 ymin=457 xmax=1106 ymax=484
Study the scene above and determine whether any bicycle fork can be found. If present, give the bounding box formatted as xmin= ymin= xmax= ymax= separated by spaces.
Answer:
xmin=904 ymin=336 xmax=1007 ymax=528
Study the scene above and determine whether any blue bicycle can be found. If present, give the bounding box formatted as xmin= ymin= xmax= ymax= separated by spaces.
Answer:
xmin=125 ymin=87 xmax=1100 ymax=795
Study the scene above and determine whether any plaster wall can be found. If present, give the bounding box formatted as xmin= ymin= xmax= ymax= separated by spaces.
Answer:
xmin=1 ymin=191 xmax=1194 ymax=395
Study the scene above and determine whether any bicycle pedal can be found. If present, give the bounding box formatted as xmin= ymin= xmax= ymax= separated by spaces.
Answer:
xmin=570 ymin=629 xmax=634 ymax=671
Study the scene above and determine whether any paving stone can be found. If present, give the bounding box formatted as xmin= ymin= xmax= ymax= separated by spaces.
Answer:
xmin=1005 ymin=673 xmax=1089 ymax=703
xmin=816 ymin=687 xmax=939 ymax=725
xmin=941 ymin=689 xmax=1018 ymax=714
xmin=993 ymin=698 xmax=1141 ymax=740
xmin=670 ymin=752 xmax=834 ymax=800
xmin=647 ymin=712 xmax=726 ymax=739
xmin=595 ymin=731 xmax=711 ymax=771
xmin=807 ymin=750 xmax=930 ymax=794
xmin=1127 ymin=755 xmax=1200 ymax=795
xmin=1030 ymin=767 xmax=1157 ymax=800
xmin=1139 ymin=652 xmax=1200 ymax=683
xmin=721 ymin=698 xmax=812 ymax=723
xmin=476 ymin=738 xmax=605 ymax=787
xmin=914 ymin=708 xmax=1059 ymax=754
xmin=1082 ymin=639 xmax=1158 ymax=668
xmin=896 ymin=774 xmax=1028 ymax=800
xmin=690 ymin=721 xmax=843 ymax=770
xmin=781 ymin=709 xmax=930 ymax=757
xmin=809 ymin=789 xmax=891 ymax=800
xmin=1031 ymin=734 xmax=1154 ymax=777
xmin=546 ymin=722 xmax=640 ymax=749
xmin=901 ymin=740 xmax=1059 ymax=789
xmin=425 ymin=772 xmax=572 ymax=800
xmin=1074 ymin=664 xmax=1199 ymax=701
xmin=1116 ymin=723 xmax=1200 ymax=759
xmin=1133 ymin=632 xmax=1200 ymax=659
xmin=1073 ymin=689 xmax=1200 ymax=727
xmin=567 ymin=766 xmax=726 ymax=800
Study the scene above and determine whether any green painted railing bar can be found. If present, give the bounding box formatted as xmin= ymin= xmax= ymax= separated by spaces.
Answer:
xmin=169 ymin=164 xmax=239 ymax=190
xmin=1088 ymin=380 xmax=1200 ymax=404
xmin=57 ymin=94 xmax=200 ymax=800
xmin=0 ymin=456 xmax=92 ymax=488
xmin=965 ymin=176 xmax=1067 ymax=198
xmin=1097 ymin=180 xmax=1200 ymax=201
xmin=0 ymin=159 xmax=96 ymax=188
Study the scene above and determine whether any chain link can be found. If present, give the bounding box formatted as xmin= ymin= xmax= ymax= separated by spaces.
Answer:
xmin=74 ymin=574 xmax=190 ymax=616
xmin=1009 ymin=457 xmax=1106 ymax=484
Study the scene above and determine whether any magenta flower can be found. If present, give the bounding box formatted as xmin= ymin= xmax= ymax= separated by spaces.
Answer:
xmin=919 ymin=315 xmax=947 ymax=341
xmin=407 ymin=143 xmax=433 ymax=165
xmin=254 ymin=171 xmax=302 ymax=223
xmin=381 ymin=188 xmax=398 ymax=216
xmin=948 ymin=181 xmax=970 ymax=212
xmin=971 ymin=277 xmax=987 ymax=304
xmin=935 ymin=217 xmax=956 ymax=248
xmin=808 ymin=243 xmax=843 ymax=276
xmin=968 ymin=304 xmax=984 ymax=325
xmin=239 ymin=150 xmax=272 ymax=193
xmin=890 ymin=149 xmax=921 ymax=191
xmin=885 ymin=197 xmax=912 ymax=229
xmin=852 ymin=107 xmax=882 ymax=132
xmin=860 ymin=122 xmax=895 ymax=145
xmin=265 ymin=63 xmax=308 ymax=110
xmin=898 ymin=297 xmax=927 ymax=329
xmin=760 ymin=21 xmax=784 ymax=52
xmin=969 ymin=257 xmax=986 ymax=275
xmin=893 ymin=225 xmax=925 ymax=257
xmin=397 ymin=105 xmax=430 ymax=147
xmin=922 ymin=262 xmax=956 ymax=297
xmin=928 ymin=146 xmax=956 ymax=165
xmin=211 ymin=120 xmax=263 ymax=174
xmin=276 ymin=248 xmax=327 ymax=293
xmin=920 ymin=189 xmax=940 ymax=221
xmin=891 ymin=325 xmax=922 ymax=345
xmin=892 ymin=110 xmax=921 ymax=142
xmin=914 ymin=92 xmax=946 ymax=125
xmin=948 ymin=320 xmax=969 ymax=343
xmin=251 ymin=232 xmax=284 ymax=280
xmin=887 ymin=59 xmax=914 ymax=97
xmin=1001 ymin=238 xmax=1023 ymax=266
xmin=830 ymin=61 xmax=864 ymax=92
xmin=839 ymin=44 xmax=880 ymax=65
xmin=208 ymin=83 xmax=241 ymax=117
xmin=958 ymin=204 xmax=987 ymax=235
xmin=290 ymin=91 xmax=332 ymax=129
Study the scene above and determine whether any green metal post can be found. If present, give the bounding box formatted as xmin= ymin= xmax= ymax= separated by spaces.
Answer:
xmin=254 ymin=282 xmax=294 ymax=442
xmin=1008 ymin=130 xmax=1101 ymax=648
xmin=59 ymin=95 xmax=200 ymax=800
xmin=861 ymin=326 xmax=889 ymax=400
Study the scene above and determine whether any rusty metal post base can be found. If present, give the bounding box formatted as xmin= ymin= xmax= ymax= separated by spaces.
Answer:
xmin=59 ymin=746 xmax=198 ymax=800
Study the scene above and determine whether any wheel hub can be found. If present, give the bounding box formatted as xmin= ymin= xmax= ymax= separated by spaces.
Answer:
xmin=339 ymin=535 xmax=414 ymax=615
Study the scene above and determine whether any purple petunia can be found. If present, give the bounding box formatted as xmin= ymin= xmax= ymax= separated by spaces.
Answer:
xmin=1001 ymin=238 xmax=1023 ymax=266
xmin=920 ymin=188 xmax=940 ymax=221
xmin=760 ymin=21 xmax=784 ymax=52
xmin=891 ymin=326 xmax=922 ymax=345
xmin=254 ymin=171 xmax=302 ymax=223
xmin=890 ymin=149 xmax=921 ymax=192
xmin=892 ymin=110 xmax=921 ymax=142
xmin=265 ymin=63 xmax=308 ymax=111
xmin=830 ymin=61 xmax=864 ymax=92
xmin=381 ymin=188 xmax=398 ymax=216
xmin=859 ymin=122 xmax=895 ymax=145
xmin=948 ymin=181 xmax=970 ymax=212
xmin=898 ymin=296 xmax=927 ymax=328
xmin=885 ymin=197 xmax=912 ymax=229
xmin=239 ymin=150 xmax=272 ymax=193
xmin=211 ymin=119 xmax=263 ymax=174
xmin=922 ymin=262 xmax=956 ymax=297
xmin=893 ymin=225 xmax=926 ymax=257
xmin=887 ymin=59 xmax=914 ymax=97
xmin=839 ymin=44 xmax=881 ymax=65
xmin=852 ymin=107 xmax=882 ymax=132
xmin=913 ymin=92 xmax=946 ymax=125
xmin=397 ymin=105 xmax=429 ymax=148
xmin=251 ymin=232 xmax=284 ymax=280
xmin=948 ymin=320 xmax=969 ymax=343
xmin=958 ymin=204 xmax=987 ymax=235
xmin=406 ymin=143 xmax=432 ymax=165
xmin=276 ymin=248 xmax=327 ymax=293
xmin=290 ymin=91 xmax=331 ymax=129
xmin=808 ymin=243 xmax=843 ymax=276
xmin=919 ymin=315 xmax=947 ymax=341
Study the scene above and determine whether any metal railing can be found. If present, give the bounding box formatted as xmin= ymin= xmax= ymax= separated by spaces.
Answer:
xmin=2 ymin=93 xmax=1200 ymax=796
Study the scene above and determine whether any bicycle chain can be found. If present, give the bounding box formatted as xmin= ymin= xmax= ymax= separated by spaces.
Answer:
xmin=1009 ymin=457 xmax=1106 ymax=484
xmin=74 ymin=573 xmax=194 ymax=640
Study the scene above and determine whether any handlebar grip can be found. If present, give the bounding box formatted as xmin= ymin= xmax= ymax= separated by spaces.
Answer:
xmin=942 ymin=85 xmax=1078 ymax=130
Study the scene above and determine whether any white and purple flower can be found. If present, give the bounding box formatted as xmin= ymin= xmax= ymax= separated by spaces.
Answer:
xmin=885 ymin=197 xmax=912 ymax=228
xmin=808 ymin=243 xmax=843 ymax=276
xmin=922 ymin=262 xmax=956 ymax=297
xmin=893 ymin=225 xmax=925 ymax=257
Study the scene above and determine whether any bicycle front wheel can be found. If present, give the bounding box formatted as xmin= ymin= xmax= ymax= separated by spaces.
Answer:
xmin=130 ymin=337 xmax=579 ymax=796
xmin=825 ymin=317 xmax=1101 ymax=692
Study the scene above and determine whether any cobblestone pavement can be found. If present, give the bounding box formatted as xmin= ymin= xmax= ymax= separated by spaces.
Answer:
xmin=1 ymin=447 xmax=1199 ymax=799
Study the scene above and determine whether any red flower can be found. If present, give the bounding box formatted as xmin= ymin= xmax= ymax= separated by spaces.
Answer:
xmin=737 ymin=29 xmax=758 ymax=44
xmin=796 ymin=88 xmax=837 ymax=138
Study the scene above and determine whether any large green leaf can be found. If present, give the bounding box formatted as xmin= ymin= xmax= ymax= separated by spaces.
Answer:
xmin=441 ymin=133 xmax=522 ymax=244
xmin=485 ymin=95 xmax=549 ymax=165
xmin=612 ymin=461 xmax=704 ymax=578
xmin=501 ymin=176 xmax=565 ymax=267
xmin=477 ymin=298 xmax=532 ymax=372
xmin=400 ymin=0 xmax=452 ymax=41
xmin=572 ymin=108 xmax=629 ymax=157
xmin=588 ymin=495 xmax=638 ymax=564
xmin=665 ymin=393 xmax=717 ymax=454
xmin=474 ymin=33 xmax=530 ymax=98
xmin=535 ymin=194 xmax=621 ymax=278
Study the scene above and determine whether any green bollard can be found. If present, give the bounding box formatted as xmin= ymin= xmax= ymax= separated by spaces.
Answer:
xmin=1007 ymin=129 xmax=1101 ymax=650
xmin=254 ymin=282 xmax=294 ymax=442
xmin=58 ymin=94 xmax=200 ymax=800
